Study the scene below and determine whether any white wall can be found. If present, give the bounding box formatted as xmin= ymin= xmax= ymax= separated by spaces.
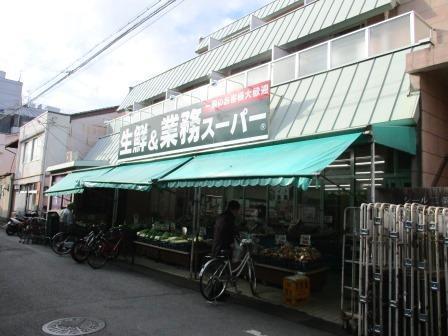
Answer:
xmin=69 ymin=111 xmax=120 ymax=159
xmin=43 ymin=113 xmax=71 ymax=168
xmin=14 ymin=112 xmax=70 ymax=214
xmin=16 ymin=112 xmax=70 ymax=179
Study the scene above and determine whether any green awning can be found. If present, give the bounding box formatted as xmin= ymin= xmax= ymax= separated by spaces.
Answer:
xmin=159 ymin=132 xmax=362 ymax=189
xmin=83 ymin=157 xmax=191 ymax=192
xmin=372 ymin=125 xmax=416 ymax=155
xmin=45 ymin=167 xmax=113 ymax=196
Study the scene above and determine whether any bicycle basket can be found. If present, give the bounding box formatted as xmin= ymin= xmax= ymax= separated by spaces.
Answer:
xmin=240 ymin=239 xmax=254 ymax=254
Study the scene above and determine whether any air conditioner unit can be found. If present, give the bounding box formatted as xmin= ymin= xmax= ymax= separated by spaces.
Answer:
xmin=66 ymin=151 xmax=79 ymax=162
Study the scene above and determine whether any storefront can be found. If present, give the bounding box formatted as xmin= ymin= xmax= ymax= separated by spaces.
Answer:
xmin=45 ymin=122 xmax=415 ymax=323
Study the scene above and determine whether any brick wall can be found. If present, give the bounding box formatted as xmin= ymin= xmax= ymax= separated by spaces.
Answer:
xmin=398 ymin=0 xmax=448 ymax=31
xmin=420 ymin=72 xmax=448 ymax=186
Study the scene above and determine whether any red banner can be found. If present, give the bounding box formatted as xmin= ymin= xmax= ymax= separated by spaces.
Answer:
xmin=202 ymin=81 xmax=270 ymax=113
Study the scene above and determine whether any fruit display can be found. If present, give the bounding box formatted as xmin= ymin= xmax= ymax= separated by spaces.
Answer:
xmin=254 ymin=245 xmax=322 ymax=271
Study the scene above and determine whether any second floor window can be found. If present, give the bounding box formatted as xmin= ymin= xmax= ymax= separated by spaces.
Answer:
xmin=22 ymin=136 xmax=42 ymax=164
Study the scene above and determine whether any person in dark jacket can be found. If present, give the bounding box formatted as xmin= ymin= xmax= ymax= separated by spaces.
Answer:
xmin=212 ymin=200 xmax=241 ymax=257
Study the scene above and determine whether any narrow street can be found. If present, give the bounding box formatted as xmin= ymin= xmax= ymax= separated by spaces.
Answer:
xmin=0 ymin=232 xmax=337 ymax=336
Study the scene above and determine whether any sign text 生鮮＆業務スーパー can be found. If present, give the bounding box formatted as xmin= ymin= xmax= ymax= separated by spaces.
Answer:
xmin=118 ymin=81 xmax=270 ymax=160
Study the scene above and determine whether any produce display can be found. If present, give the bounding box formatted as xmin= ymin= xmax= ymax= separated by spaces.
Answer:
xmin=136 ymin=227 xmax=207 ymax=252
xmin=254 ymin=245 xmax=322 ymax=271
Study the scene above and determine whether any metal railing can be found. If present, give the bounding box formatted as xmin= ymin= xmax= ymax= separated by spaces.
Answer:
xmin=271 ymin=11 xmax=432 ymax=86
xmin=106 ymin=11 xmax=432 ymax=134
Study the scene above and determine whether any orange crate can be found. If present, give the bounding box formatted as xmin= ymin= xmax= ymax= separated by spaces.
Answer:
xmin=283 ymin=275 xmax=310 ymax=305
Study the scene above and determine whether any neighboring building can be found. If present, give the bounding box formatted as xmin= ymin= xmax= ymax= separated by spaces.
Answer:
xmin=0 ymin=173 xmax=14 ymax=219
xmin=46 ymin=0 xmax=448 ymax=325
xmin=13 ymin=106 xmax=121 ymax=215
xmin=0 ymin=70 xmax=21 ymax=111
xmin=0 ymin=70 xmax=57 ymax=175
xmin=0 ymin=71 xmax=57 ymax=219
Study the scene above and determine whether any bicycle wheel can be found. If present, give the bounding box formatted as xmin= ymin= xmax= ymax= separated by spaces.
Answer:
xmin=87 ymin=239 xmax=108 ymax=269
xmin=51 ymin=232 xmax=71 ymax=255
xmin=247 ymin=259 xmax=257 ymax=296
xmin=199 ymin=258 xmax=229 ymax=301
xmin=71 ymin=239 xmax=89 ymax=263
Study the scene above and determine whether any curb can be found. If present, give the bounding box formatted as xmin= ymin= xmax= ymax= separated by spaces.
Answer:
xmin=115 ymin=260 xmax=349 ymax=336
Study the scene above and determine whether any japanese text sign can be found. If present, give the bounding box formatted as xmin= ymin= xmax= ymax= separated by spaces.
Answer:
xmin=118 ymin=81 xmax=270 ymax=161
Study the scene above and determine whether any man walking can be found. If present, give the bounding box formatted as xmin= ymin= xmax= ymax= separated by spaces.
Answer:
xmin=60 ymin=203 xmax=75 ymax=234
xmin=212 ymin=200 xmax=240 ymax=257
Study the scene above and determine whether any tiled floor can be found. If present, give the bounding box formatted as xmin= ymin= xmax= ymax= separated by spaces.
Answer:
xmin=131 ymin=256 xmax=342 ymax=325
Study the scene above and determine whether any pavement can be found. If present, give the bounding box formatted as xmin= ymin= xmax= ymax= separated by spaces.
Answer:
xmin=0 ymin=232 xmax=343 ymax=336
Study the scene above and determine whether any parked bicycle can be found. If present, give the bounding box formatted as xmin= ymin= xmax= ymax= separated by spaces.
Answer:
xmin=199 ymin=238 xmax=257 ymax=301
xmin=51 ymin=225 xmax=87 ymax=255
xmin=20 ymin=216 xmax=46 ymax=244
xmin=70 ymin=225 xmax=103 ymax=263
xmin=87 ymin=227 xmax=128 ymax=269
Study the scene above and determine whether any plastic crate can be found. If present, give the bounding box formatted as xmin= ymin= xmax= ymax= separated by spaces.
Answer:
xmin=283 ymin=275 xmax=310 ymax=306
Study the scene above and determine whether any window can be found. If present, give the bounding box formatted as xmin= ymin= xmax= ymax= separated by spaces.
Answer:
xmin=31 ymin=136 xmax=42 ymax=161
xmin=21 ymin=135 xmax=42 ymax=164
xmin=22 ymin=141 xmax=30 ymax=164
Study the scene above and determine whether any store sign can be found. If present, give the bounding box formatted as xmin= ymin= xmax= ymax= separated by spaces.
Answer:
xmin=118 ymin=81 xmax=270 ymax=161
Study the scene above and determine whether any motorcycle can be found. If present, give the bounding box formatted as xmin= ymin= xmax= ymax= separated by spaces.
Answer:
xmin=5 ymin=216 xmax=26 ymax=236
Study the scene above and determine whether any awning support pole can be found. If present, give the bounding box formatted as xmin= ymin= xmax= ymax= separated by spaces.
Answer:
xmin=112 ymin=188 xmax=119 ymax=226
xmin=371 ymin=137 xmax=376 ymax=203
xmin=190 ymin=187 xmax=200 ymax=279
xmin=293 ymin=185 xmax=298 ymax=223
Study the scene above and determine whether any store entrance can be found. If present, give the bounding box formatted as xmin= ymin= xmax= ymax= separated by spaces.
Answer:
xmin=129 ymin=184 xmax=354 ymax=324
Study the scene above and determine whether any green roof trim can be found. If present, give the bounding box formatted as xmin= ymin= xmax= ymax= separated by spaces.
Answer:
xmin=119 ymin=0 xmax=395 ymax=110
xmin=159 ymin=132 xmax=362 ymax=189
xmin=162 ymin=177 xmax=311 ymax=189
xmin=196 ymin=0 xmax=304 ymax=52
xmin=270 ymin=47 xmax=421 ymax=141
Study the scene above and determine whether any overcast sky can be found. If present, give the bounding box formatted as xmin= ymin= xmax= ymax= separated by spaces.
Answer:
xmin=0 ymin=0 xmax=270 ymax=113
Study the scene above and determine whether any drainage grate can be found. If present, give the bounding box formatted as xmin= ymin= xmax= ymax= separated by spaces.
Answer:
xmin=42 ymin=317 xmax=105 ymax=335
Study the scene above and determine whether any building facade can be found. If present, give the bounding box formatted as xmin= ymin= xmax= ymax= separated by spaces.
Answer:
xmin=46 ymin=0 xmax=448 ymax=325
xmin=12 ymin=106 xmax=120 ymax=215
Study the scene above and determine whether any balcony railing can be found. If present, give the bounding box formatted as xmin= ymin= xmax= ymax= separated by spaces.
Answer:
xmin=271 ymin=11 xmax=432 ymax=86
xmin=106 ymin=11 xmax=432 ymax=134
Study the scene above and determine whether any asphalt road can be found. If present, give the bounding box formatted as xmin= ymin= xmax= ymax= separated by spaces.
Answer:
xmin=0 ymin=232 xmax=338 ymax=336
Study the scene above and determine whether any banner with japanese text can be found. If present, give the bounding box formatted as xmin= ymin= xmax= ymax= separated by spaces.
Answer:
xmin=118 ymin=81 xmax=270 ymax=161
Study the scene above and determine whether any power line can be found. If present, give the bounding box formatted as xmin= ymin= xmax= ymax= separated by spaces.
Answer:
xmin=23 ymin=0 xmax=187 ymax=150
xmin=0 ymin=0 xmax=183 ymax=125
xmin=28 ymin=0 xmax=164 ymax=99
xmin=28 ymin=0 xmax=179 ymax=104
xmin=64 ymin=0 xmax=187 ymax=80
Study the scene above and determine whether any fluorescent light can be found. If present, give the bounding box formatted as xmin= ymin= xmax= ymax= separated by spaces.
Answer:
xmin=355 ymin=171 xmax=384 ymax=175
xmin=356 ymin=178 xmax=384 ymax=182
xmin=328 ymin=163 xmax=350 ymax=168
xmin=355 ymin=160 xmax=385 ymax=166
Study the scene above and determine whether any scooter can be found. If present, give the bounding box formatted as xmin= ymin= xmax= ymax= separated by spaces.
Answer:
xmin=5 ymin=212 xmax=38 ymax=236
xmin=5 ymin=216 xmax=26 ymax=236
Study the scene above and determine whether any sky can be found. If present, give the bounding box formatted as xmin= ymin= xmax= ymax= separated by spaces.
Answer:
xmin=0 ymin=0 xmax=271 ymax=113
